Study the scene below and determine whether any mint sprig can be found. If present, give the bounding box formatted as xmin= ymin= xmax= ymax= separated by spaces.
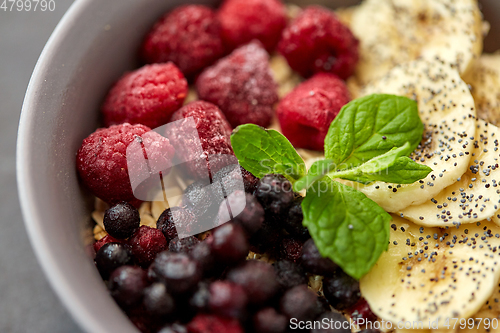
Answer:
xmin=230 ymin=94 xmax=431 ymax=279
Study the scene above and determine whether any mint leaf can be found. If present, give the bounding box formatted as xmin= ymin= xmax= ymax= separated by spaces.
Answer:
xmin=324 ymin=94 xmax=422 ymax=169
xmin=293 ymin=159 xmax=336 ymax=192
xmin=231 ymin=124 xmax=306 ymax=181
xmin=302 ymin=177 xmax=391 ymax=279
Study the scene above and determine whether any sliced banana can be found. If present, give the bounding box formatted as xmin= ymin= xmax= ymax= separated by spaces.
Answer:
xmin=343 ymin=59 xmax=477 ymax=212
xmin=350 ymin=0 xmax=483 ymax=85
xmin=463 ymin=53 xmax=500 ymax=126
xmin=400 ymin=120 xmax=500 ymax=227
xmin=459 ymin=284 xmax=500 ymax=333
xmin=360 ymin=215 xmax=500 ymax=329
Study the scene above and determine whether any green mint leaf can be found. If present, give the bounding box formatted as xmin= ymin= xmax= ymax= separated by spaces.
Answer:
xmin=324 ymin=94 xmax=422 ymax=169
xmin=331 ymin=142 xmax=433 ymax=184
xmin=302 ymin=177 xmax=391 ymax=279
xmin=230 ymin=124 xmax=306 ymax=182
xmin=293 ymin=159 xmax=336 ymax=192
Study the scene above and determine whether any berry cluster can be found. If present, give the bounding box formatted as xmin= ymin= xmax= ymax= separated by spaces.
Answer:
xmin=93 ymin=174 xmax=377 ymax=332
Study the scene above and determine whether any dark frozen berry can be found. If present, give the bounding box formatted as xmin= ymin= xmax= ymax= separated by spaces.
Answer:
xmin=108 ymin=265 xmax=149 ymax=308
xmin=130 ymin=315 xmax=152 ymax=333
xmin=208 ymin=281 xmax=248 ymax=319
xmin=217 ymin=0 xmax=286 ymax=52
xmin=280 ymin=237 xmax=303 ymax=262
xmin=141 ymin=5 xmax=224 ymax=78
xmin=168 ymin=101 xmax=233 ymax=180
xmin=273 ymin=260 xmax=307 ymax=291
xmin=212 ymin=164 xmax=259 ymax=196
xmin=211 ymin=223 xmax=249 ymax=265
xmin=93 ymin=234 xmax=124 ymax=253
xmin=77 ymin=123 xmax=175 ymax=206
xmin=187 ymin=314 xmax=243 ymax=333
xmin=157 ymin=207 xmax=196 ymax=242
xmin=277 ymin=73 xmax=350 ymax=151
xmin=158 ymin=323 xmax=188 ymax=333
xmin=226 ymin=260 xmax=279 ymax=305
xmin=189 ymin=281 xmax=211 ymax=312
xmin=279 ymin=285 xmax=322 ymax=321
xmin=217 ymin=191 xmax=264 ymax=237
xmin=152 ymin=251 xmax=202 ymax=294
xmin=190 ymin=240 xmax=218 ymax=277
xmin=349 ymin=298 xmax=377 ymax=324
xmin=196 ymin=42 xmax=278 ymax=128
xmin=253 ymin=307 xmax=288 ymax=333
xmin=182 ymin=179 xmax=222 ymax=225
xmin=143 ymin=282 xmax=175 ymax=317
xmin=278 ymin=6 xmax=359 ymax=79
xmin=254 ymin=174 xmax=294 ymax=219
xmin=323 ymin=269 xmax=361 ymax=310
xmin=103 ymin=202 xmax=140 ymax=239
xmin=169 ymin=236 xmax=200 ymax=253
xmin=249 ymin=218 xmax=281 ymax=254
xmin=95 ymin=243 xmax=133 ymax=279
xmin=300 ymin=238 xmax=338 ymax=276
xmin=102 ymin=63 xmax=187 ymax=128
xmin=283 ymin=196 xmax=310 ymax=240
xmin=311 ymin=311 xmax=350 ymax=333
xmin=358 ymin=330 xmax=380 ymax=333
xmin=129 ymin=226 xmax=168 ymax=266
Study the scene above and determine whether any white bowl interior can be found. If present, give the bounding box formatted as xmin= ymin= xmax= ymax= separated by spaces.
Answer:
xmin=16 ymin=0 xmax=500 ymax=332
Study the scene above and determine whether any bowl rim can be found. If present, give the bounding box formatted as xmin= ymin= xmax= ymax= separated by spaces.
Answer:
xmin=16 ymin=1 xmax=112 ymax=332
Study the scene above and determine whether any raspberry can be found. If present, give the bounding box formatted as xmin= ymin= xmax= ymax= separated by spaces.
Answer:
xmin=217 ymin=0 xmax=287 ymax=52
xmin=187 ymin=314 xmax=243 ymax=333
xmin=141 ymin=5 xmax=225 ymax=78
xmin=279 ymin=237 xmax=303 ymax=263
xmin=278 ymin=6 xmax=359 ymax=79
xmin=77 ymin=123 xmax=175 ymax=206
xmin=93 ymin=234 xmax=124 ymax=253
xmin=196 ymin=42 xmax=279 ymax=128
xmin=168 ymin=101 xmax=233 ymax=179
xmin=128 ymin=226 xmax=168 ymax=266
xmin=102 ymin=63 xmax=187 ymax=128
xmin=349 ymin=298 xmax=377 ymax=324
xmin=277 ymin=73 xmax=350 ymax=151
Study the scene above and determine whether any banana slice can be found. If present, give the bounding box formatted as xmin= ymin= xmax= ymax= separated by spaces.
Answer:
xmin=400 ymin=120 xmax=500 ymax=227
xmin=459 ymin=285 xmax=500 ymax=333
xmin=360 ymin=215 xmax=500 ymax=329
xmin=350 ymin=0 xmax=483 ymax=85
xmin=463 ymin=53 xmax=500 ymax=126
xmin=344 ymin=59 xmax=477 ymax=213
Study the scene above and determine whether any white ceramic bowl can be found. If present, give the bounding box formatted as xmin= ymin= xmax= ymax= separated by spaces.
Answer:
xmin=16 ymin=0 xmax=500 ymax=332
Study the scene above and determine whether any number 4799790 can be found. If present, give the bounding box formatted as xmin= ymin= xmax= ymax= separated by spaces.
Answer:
xmin=1 ymin=0 xmax=55 ymax=11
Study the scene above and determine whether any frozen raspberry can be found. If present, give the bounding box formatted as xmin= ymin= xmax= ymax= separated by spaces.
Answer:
xmin=196 ymin=42 xmax=279 ymax=128
xmin=253 ymin=307 xmax=288 ymax=333
xmin=102 ymin=63 xmax=187 ymax=128
xmin=277 ymin=73 xmax=350 ymax=151
xmin=128 ymin=226 xmax=168 ymax=266
xmin=187 ymin=314 xmax=243 ymax=333
xmin=278 ymin=6 xmax=359 ymax=79
xmin=217 ymin=0 xmax=287 ymax=52
xmin=141 ymin=5 xmax=224 ymax=78
xmin=168 ymin=101 xmax=233 ymax=180
xmin=77 ymin=123 xmax=175 ymax=206
xmin=157 ymin=207 xmax=196 ymax=242
xmin=93 ymin=234 xmax=124 ymax=253
xmin=279 ymin=237 xmax=303 ymax=263
xmin=349 ymin=298 xmax=377 ymax=324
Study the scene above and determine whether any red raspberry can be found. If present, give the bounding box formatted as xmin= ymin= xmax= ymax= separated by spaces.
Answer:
xmin=187 ymin=314 xmax=243 ymax=333
xmin=93 ymin=235 xmax=124 ymax=253
xmin=280 ymin=237 xmax=303 ymax=263
xmin=141 ymin=5 xmax=225 ymax=78
xmin=217 ymin=0 xmax=287 ymax=52
xmin=278 ymin=6 xmax=359 ymax=79
xmin=128 ymin=226 xmax=168 ymax=266
xmin=196 ymin=42 xmax=278 ymax=128
xmin=277 ymin=73 xmax=350 ymax=151
xmin=102 ymin=63 xmax=187 ymax=129
xmin=349 ymin=298 xmax=378 ymax=323
xmin=168 ymin=101 xmax=234 ymax=179
xmin=77 ymin=123 xmax=175 ymax=206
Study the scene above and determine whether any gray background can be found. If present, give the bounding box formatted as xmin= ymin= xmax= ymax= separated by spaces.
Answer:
xmin=0 ymin=0 xmax=83 ymax=332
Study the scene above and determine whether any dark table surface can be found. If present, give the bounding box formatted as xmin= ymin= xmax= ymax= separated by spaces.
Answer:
xmin=0 ymin=1 xmax=84 ymax=332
